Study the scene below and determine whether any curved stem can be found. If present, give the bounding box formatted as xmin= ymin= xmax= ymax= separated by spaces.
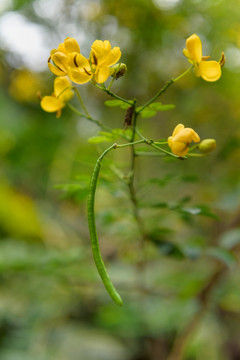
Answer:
xmin=67 ymin=103 xmax=112 ymax=132
xmin=72 ymin=87 xmax=90 ymax=117
xmin=137 ymin=66 xmax=193 ymax=114
xmin=173 ymin=65 xmax=193 ymax=82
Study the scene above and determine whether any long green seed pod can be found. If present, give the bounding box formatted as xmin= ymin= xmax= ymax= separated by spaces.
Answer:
xmin=87 ymin=143 xmax=123 ymax=306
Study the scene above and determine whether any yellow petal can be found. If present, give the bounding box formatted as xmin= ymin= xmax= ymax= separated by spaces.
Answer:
xmin=64 ymin=37 xmax=80 ymax=54
xmin=57 ymin=42 xmax=68 ymax=54
xmin=52 ymin=52 xmax=69 ymax=73
xmin=91 ymin=40 xmax=111 ymax=65
xmin=101 ymin=47 xmax=121 ymax=67
xmin=68 ymin=67 xmax=93 ymax=84
xmin=50 ymin=49 xmax=58 ymax=56
xmin=184 ymin=34 xmax=202 ymax=64
xmin=189 ymin=129 xmax=200 ymax=143
xmin=174 ymin=128 xmax=200 ymax=144
xmin=172 ymin=124 xmax=185 ymax=137
xmin=198 ymin=60 xmax=221 ymax=82
xmin=68 ymin=53 xmax=91 ymax=70
xmin=54 ymin=77 xmax=73 ymax=101
xmin=168 ymin=136 xmax=173 ymax=148
xmin=183 ymin=48 xmax=191 ymax=59
xmin=41 ymin=96 xmax=63 ymax=112
xmin=171 ymin=142 xmax=189 ymax=157
xmin=94 ymin=66 xmax=110 ymax=83
xmin=48 ymin=62 xmax=66 ymax=76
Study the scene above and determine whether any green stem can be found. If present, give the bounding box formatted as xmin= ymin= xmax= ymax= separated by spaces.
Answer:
xmin=137 ymin=66 xmax=193 ymax=114
xmin=150 ymin=142 xmax=182 ymax=158
xmin=67 ymin=104 xmax=112 ymax=132
xmin=188 ymin=144 xmax=198 ymax=152
xmin=94 ymin=83 xmax=133 ymax=105
xmin=154 ymin=141 xmax=168 ymax=145
xmin=187 ymin=153 xmax=207 ymax=157
xmin=107 ymin=77 xmax=115 ymax=90
xmin=127 ymin=106 xmax=149 ymax=293
xmin=117 ymin=139 xmax=146 ymax=148
xmin=73 ymin=87 xmax=90 ymax=117
xmin=172 ymin=65 xmax=193 ymax=82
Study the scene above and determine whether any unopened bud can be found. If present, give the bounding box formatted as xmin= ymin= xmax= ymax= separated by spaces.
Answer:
xmin=110 ymin=63 xmax=127 ymax=79
xmin=198 ymin=139 xmax=216 ymax=153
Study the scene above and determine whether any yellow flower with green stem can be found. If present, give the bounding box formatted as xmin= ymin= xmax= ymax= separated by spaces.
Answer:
xmin=168 ymin=124 xmax=200 ymax=157
xmin=40 ymin=77 xmax=74 ymax=118
xmin=183 ymin=34 xmax=222 ymax=82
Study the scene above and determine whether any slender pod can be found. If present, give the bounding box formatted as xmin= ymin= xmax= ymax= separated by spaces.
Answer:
xmin=87 ymin=143 xmax=123 ymax=306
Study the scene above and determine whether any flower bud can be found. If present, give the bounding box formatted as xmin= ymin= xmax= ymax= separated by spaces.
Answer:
xmin=110 ymin=63 xmax=127 ymax=79
xmin=198 ymin=139 xmax=216 ymax=153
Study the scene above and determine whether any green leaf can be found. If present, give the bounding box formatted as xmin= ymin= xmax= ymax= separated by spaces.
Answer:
xmin=149 ymin=202 xmax=169 ymax=208
xmin=104 ymin=99 xmax=125 ymax=107
xmin=112 ymin=128 xmax=133 ymax=140
xmin=54 ymin=183 xmax=89 ymax=201
xmin=139 ymin=102 xmax=175 ymax=118
xmin=98 ymin=131 xmax=114 ymax=137
xmin=88 ymin=135 xmax=114 ymax=144
xmin=181 ymin=207 xmax=202 ymax=215
xmin=148 ymin=102 xmax=162 ymax=110
xmin=120 ymin=103 xmax=131 ymax=110
xmin=153 ymin=104 xmax=175 ymax=111
xmin=149 ymin=232 xmax=185 ymax=259
xmin=104 ymin=100 xmax=131 ymax=110
xmin=148 ymin=175 xmax=174 ymax=187
xmin=140 ymin=108 xmax=157 ymax=118
xmin=180 ymin=205 xmax=218 ymax=219
xmin=205 ymin=247 xmax=237 ymax=267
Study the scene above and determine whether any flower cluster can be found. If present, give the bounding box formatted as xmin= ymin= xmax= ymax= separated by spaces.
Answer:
xmin=41 ymin=37 xmax=122 ymax=116
xmin=48 ymin=37 xmax=121 ymax=84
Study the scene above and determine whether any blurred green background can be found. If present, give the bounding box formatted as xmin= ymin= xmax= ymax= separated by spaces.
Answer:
xmin=0 ymin=0 xmax=240 ymax=359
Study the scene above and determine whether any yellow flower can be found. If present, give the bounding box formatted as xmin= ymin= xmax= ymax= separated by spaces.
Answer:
xmin=48 ymin=37 xmax=80 ymax=76
xmin=90 ymin=40 xmax=121 ymax=83
xmin=40 ymin=77 xmax=73 ymax=118
xmin=183 ymin=34 xmax=222 ymax=82
xmin=8 ymin=69 xmax=43 ymax=103
xmin=168 ymin=124 xmax=200 ymax=157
